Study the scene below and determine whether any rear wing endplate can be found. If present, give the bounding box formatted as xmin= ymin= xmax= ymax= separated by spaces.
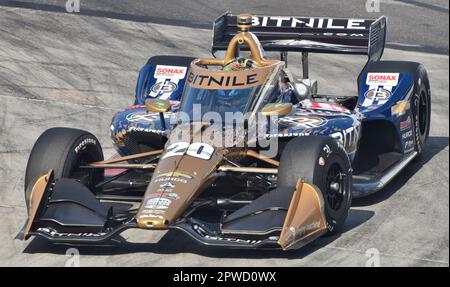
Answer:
xmin=212 ymin=13 xmax=387 ymax=63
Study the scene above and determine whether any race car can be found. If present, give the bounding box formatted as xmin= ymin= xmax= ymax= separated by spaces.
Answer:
xmin=17 ymin=14 xmax=430 ymax=250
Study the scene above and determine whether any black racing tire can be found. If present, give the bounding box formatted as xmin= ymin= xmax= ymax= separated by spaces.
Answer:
xmin=410 ymin=66 xmax=431 ymax=157
xmin=278 ymin=136 xmax=352 ymax=235
xmin=24 ymin=128 xmax=104 ymax=205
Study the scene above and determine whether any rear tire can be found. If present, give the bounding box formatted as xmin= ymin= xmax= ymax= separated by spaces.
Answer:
xmin=25 ymin=128 xmax=104 ymax=206
xmin=278 ymin=136 xmax=352 ymax=235
xmin=410 ymin=66 xmax=431 ymax=156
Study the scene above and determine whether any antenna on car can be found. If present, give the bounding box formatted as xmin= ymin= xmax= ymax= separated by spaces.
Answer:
xmin=237 ymin=14 xmax=252 ymax=32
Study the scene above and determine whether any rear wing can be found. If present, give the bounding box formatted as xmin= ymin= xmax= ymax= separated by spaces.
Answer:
xmin=212 ymin=13 xmax=387 ymax=63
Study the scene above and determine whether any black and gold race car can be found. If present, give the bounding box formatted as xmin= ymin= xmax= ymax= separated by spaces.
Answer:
xmin=17 ymin=14 xmax=430 ymax=250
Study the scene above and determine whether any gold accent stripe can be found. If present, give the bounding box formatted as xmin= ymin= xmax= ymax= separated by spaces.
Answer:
xmin=92 ymin=149 xmax=163 ymax=165
xmin=245 ymin=150 xmax=280 ymax=167
xmin=217 ymin=165 xmax=278 ymax=174
xmin=22 ymin=170 xmax=53 ymax=240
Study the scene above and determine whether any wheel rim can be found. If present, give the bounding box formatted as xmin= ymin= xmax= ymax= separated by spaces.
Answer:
xmin=418 ymin=91 xmax=428 ymax=136
xmin=325 ymin=163 xmax=346 ymax=211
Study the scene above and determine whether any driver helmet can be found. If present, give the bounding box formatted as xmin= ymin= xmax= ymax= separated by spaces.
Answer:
xmin=218 ymin=57 xmax=255 ymax=100
xmin=223 ymin=57 xmax=255 ymax=71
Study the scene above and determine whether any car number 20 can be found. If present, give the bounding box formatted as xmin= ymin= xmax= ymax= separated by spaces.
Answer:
xmin=162 ymin=142 xmax=215 ymax=160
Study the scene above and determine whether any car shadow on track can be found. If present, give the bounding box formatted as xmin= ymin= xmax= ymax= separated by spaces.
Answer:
xmin=352 ymin=136 xmax=449 ymax=207
xmin=22 ymin=208 xmax=373 ymax=260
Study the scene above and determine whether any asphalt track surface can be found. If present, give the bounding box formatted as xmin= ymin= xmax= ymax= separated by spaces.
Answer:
xmin=0 ymin=0 xmax=448 ymax=54
xmin=0 ymin=1 xmax=448 ymax=266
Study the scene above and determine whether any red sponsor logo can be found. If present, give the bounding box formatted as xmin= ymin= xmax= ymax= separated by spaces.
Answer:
xmin=400 ymin=116 xmax=412 ymax=130
xmin=154 ymin=65 xmax=187 ymax=79
xmin=156 ymin=67 xmax=184 ymax=75
xmin=366 ymin=73 xmax=399 ymax=86
xmin=368 ymin=74 xmax=398 ymax=82
xmin=307 ymin=101 xmax=350 ymax=113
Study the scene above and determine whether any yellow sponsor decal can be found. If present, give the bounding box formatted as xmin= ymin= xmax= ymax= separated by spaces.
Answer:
xmin=391 ymin=100 xmax=411 ymax=117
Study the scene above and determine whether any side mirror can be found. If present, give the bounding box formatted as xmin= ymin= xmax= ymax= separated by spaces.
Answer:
xmin=294 ymin=79 xmax=318 ymax=99
xmin=145 ymin=98 xmax=171 ymax=130
xmin=261 ymin=102 xmax=293 ymax=117
xmin=145 ymin=98 xmax=171 ymax=113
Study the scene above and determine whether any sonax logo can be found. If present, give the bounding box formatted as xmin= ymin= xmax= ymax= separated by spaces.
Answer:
xmin=366 ymin=73 xmax=399 ymax=86
xmin=154 ymin=65 xmax=187 ymax=79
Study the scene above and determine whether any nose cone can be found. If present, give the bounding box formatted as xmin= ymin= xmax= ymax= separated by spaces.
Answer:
xmin=137 ymin=216 xmax=169 ymax=229
xmin=136 ymin=127 xmax=225 ymax=230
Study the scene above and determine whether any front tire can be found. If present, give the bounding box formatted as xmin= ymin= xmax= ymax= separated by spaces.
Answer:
xmin=277 ymin=136 xmax=352 ymax=235
xmin=25 ymin=128 xmax=104 ymax=206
